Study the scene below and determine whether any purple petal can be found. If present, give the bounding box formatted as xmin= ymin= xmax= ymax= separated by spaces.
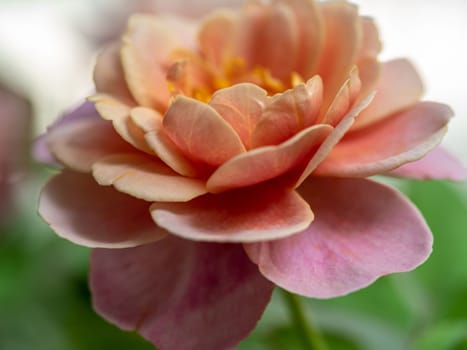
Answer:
xmin=91 ymin=236 xmax=274 ymax=350
xmin=389 ymin=146 xmax=467 ymax=181
xmin=245 ymin=177 xmax=433 ymax=298
xmin=32 ymin=101 xmax=99 ymax=166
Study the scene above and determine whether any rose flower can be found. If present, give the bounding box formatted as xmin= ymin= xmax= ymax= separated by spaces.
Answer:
xmin=37 ymin=0 xmax=466 ymax=349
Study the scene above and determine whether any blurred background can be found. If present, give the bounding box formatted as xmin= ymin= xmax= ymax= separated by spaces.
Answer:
xmin=0 ymin=0 xmax=466 ymax=349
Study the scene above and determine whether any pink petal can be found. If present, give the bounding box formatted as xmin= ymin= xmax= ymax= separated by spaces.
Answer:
xmin=295 ymin=92 xmax=375 ymax=187
xmin=245 ymin=177 xmax=433 ymax=298
xmin=163 ymin=96 xmax=246 ymax=166
xmin=209 ymin=83 xmax=268 ymax=149
xmin=316 ymin=1 xmax=360 ymax=116
xmin=93 ymin=43 xmax=134 ymax=102
xmin=353 ymin=59 xmax=424 ymax=130
xmin=33 ymin=102 xmax=98 ymax=167
xmin=389 ymin=146 xmax=467 ymax=181
xmin=236 ymin=0 xmax=298 ymax=80
xmin=120 ymin=15 xmax=177 ymax=111
xmin=38 ymin=171 xmax=166 ymax=248
xmin=315 ymin=102 xmax=452 ymax=177
xmin=92 ymin=153 xmax=207 ymax=202
xmin=130 ymin=107 xmax=203 ymax=177
xmin=321 ymin=66 xmax=361 ymax=126
xmin=46 ymin=117 xmax=134 ymax=173
xmin=90 ymin=236 xmax=274 ymax=350
xmin=207 ymin=124 xmax=332 ymax=193
xmin=151 ymin=183 xmax=313 ymax=242
xmin=251 ymin=76 xmax=323 ymax=147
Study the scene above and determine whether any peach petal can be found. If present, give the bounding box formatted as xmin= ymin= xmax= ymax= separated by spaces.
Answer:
xmin=90 ymin=236 xmax=274 ymax=350
xmin=283 ymin=0 xmax=323 ymax=77
xmin=121 ymin=15 xmax=176 ymax=110
xmin=295 ymin=92 xmax=375 ymax=187
xmin=251 ymin=76 xmax=323 ymax=147
xmin=91 ymin=94 xmax=153 ymax=154
xmin=207 ymin=124 xmax=332 ymax=193
xmin=46 ymin=117 xmax=134 ymax=173
xmin=163 ymin=96 xmax=246 ymax=166
xmin=316 ymin=1 xmax=361 ymax=116
xmin=129 ymin=106 xmax=201 ymax=176
xmin=389 ymin=147 xmax=467 ymax=181
xmin=38 ymin=171 xmax=166 ymax=248
xmin=198 ymin=9 xmax=238 ymax=66
xmin=150 ymin=184 xmax=314 ymax=242
xmin=93 ymin=43 xmax=134 ymax=103
xmin=209 ymin=83 xmax=268 ymax=148
xmin=237 ymin=1 xmax=298 ymax=80
xmin=353 ymin=59 xmax=424 ymax=130
xmin=315 ymin=102 xmax=452 ymax=177
xmin=245 ymin=178 xmax=433 ymax=298
xmin=92 ymin=153 xmax=207 ymax=202
xmin=321 ymin=66 xmax=361 ymax=126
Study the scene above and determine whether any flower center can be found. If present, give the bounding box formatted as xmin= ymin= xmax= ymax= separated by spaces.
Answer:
xmin=166 ymin=50 xmax=304 ymax=102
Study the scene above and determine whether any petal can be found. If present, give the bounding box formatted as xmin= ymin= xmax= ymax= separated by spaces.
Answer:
xmin=295 ymin=92 xmax=375 ymax=187
xmin=236 ymin=0 xmax=298 ymax=80
xmin=353 ymin=59 xmax=424 ymax=130
xmin=315 ymin=102 xmax=453 ymax=177
xmin=91 ymin=94 xmax=154 ymax=154
xmin=198 ymin=9 xmax=238 ymax=66
xmin=38 ymin=171 xmax=166 ymax=248
xmin=251 ymin=76 xmax=323 ymax=147
xmin=33 ymin=102 xmax=98 ymax=167
xmin=321 ymin=66 xmax=361 ymax=126
xmin=130 ymin=107 xmax=203 ymax=177
xmin=90 ymin=237 xmax=274 ymax=350
xmin=316 ymin=1 xmax=361 ymax=116
xmin=207 ymin=124 xmax=332 ymax=193
xmin=151 ymin=183 xmax=314 ymax=242
xmin=120 ymin=15 xmax=176 ymax=110
xmin=163 ymin=96 xmax=246 ymax=166
xmin=46 ymin=117 xmax=134 ymax=173
xmin=245 ymin=177 xmax=433 ymax=298
xmin=93 ymin=43 xmax=134 ymax=102
xmin=92 ymin=153 xmax=207 ymax=202
xmin=389 ymin=146 xmax=467 ymax=181
xmin=209 ymin=83 xmax=268 ymax=149
xmin=284 ymin=0 xmax=324 ymax=78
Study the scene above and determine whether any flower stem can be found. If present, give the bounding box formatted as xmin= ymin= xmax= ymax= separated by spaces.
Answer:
xmin=281 ymin=289 xmax=328 ymax=350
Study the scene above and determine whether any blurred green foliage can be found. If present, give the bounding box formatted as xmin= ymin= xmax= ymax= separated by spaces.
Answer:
xmin=1 ymin=177 xmax=466 ymax=349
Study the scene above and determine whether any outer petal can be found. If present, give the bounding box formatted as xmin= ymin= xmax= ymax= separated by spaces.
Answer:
xmin=93 ymin=43 xmax=134 ymax=102
xmin=33 ymin=102 xmax=97 ymax=166
xmin=353 ymin=59 xmax=424 ymax=130
xmin=315 ymin=102 xmax=452 ymax=177
xmin=151 ymin=183 xmax=314 ymax=242
xmin=251 ymin=76 xmax=323 ymax=148
xmin=389 ymin=146 xmax=467 ymax=181
xmin=209 ymin=83 xmax=268 ymax=149
xmin=316 ymin=1 xmax=361 ymax=116
xmin=90 ymin=236 xmax=274 ymax=350
xmin=38 ymin=171 xmax=166 ymax=248
xmin=296 ymin=92 xmax=375 ymax=187
xmin=46 ymin=117 xmax=135 ymax=173
xmin=92 ymin=153 xmax=207 ymax=202
xmin=207 ymin=124 xmax=332 ymax=193
xmin=91 ymin=94 xmax=153 ymax=154
xmin=245 ymin=177 xmax=433 ymax=298
xmin=163 ymin=96 xmax=246 ymax=166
